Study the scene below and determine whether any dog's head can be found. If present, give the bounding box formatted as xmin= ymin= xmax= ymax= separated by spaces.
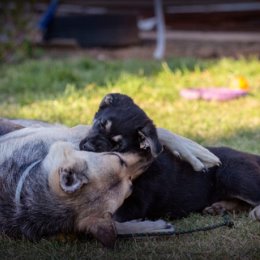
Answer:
xmin=46 ymin=141 xmax=147 ymax=248
xmin=80 ymin=93 xmax=163 ymax=158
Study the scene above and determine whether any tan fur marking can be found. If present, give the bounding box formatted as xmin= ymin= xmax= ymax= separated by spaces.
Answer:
xmin=203 ymin=200 xmax=250 ymax=215
xmin=48 ymin=169 xmax=65 ymax=197
xmin=105 ymin=120 xmax=112 ymax=132
xmin=112 ymin=135 xmax=122 ymax=142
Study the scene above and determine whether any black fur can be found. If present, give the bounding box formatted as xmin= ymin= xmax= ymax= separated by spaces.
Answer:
xmin=80 ymin=93 xmax=260 ymax=221
xmin=80 ymin=94 xmax=162 ymax=156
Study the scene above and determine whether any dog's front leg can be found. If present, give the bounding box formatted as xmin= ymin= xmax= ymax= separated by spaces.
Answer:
xmin=115 ymin=219 xmax=174 ymax=235
xmin=0 ymin=119 xmax=24 ymax=136
xmin=157 ymin=128 xmax=221 ymax=171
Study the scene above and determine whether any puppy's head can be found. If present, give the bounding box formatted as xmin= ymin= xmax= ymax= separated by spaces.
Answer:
xmin=80 ymin=93 xmax=163 ymax=158
xmin=46 ymin=141 xmax=146 ymax=247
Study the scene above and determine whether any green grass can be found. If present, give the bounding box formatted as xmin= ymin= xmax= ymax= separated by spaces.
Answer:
xmin=0 ymin=57 xmax=260 ymax=259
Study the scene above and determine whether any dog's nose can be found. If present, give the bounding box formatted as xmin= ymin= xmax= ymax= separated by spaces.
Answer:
xmin=80 ymin=140 xmax=95 ymax=152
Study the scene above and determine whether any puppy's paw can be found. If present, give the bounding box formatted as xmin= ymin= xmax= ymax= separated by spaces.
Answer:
xmin=249 ymin=206 xmax=260 ymax=221
xmin=115 ymin=219 xmax=174 ymax=235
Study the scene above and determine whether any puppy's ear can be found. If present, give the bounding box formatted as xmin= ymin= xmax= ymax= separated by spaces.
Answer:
xmin=59 ymin=168 xmax=88 ymax=193
xmin=99 ymin=94 xmax=114 ymax=109
xmin=99 ymin=93 xmax=134 ymax=110
xmin=138 ymin=124 xmax=163 ymax=158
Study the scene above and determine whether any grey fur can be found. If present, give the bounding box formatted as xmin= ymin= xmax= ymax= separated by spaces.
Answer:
xmin=0 ymin=133 xmax=75 ymax=240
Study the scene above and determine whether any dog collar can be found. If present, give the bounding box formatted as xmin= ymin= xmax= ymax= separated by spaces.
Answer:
xmin=15 ymin=160 xmax=41 ymax=206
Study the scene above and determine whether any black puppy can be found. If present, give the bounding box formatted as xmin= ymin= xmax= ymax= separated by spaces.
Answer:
xmin=80 ymin=93 xmax=260 ymax=221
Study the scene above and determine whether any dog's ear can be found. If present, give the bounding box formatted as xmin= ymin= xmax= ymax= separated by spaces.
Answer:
xmin=99 ymin=94 xmax=114 ymax=109
xmin=138 ymin=124 xmax=163 ymax=158
xmin=59 ymin=168 xmax=88 ymax=193
xmin=0 ymin=119 xmax=24 ymax=136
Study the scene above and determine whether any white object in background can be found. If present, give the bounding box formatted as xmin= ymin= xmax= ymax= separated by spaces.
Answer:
xmin=153 ymin=0 xmax=166 ymax=60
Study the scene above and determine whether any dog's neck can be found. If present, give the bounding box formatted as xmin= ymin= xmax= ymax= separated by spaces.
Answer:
xmin=15 ymin=160 xmax=42 ymax=207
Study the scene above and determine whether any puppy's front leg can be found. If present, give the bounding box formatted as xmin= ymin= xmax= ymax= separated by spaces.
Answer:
xmin=157 ymin=128 xmax=221 ymax=171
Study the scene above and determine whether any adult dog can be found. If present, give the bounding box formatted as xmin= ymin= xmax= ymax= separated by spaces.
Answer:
xmin=0 ymin=123 xmax=178 ymax=248
xmin=0 ymin=112 xmax=221 ymax=246
xmin=80 ymin=93 xmax=260 ymax=221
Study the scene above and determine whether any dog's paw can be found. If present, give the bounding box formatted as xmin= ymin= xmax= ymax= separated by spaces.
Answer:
xmin=157 ymin=128 xmax=221 ymax=172
xmin=249 ymin=206 xmax=260 ymax=221
xmin=187 ymin=147 xmax=221 ymax=172
xmin=115 ymin=219 xmax=174 ymax=235
xmin=197 ymin=156 xmax=222 ymax=171
xmin=139 ymin=219 xmax=174 ymax=233
xmin=201 ymin=167 xmax=209 ymax=174
xmin=173 ymin=150 xmax=181 ymax=159
xmin=203 ymin=203 xmax=227 ymax=215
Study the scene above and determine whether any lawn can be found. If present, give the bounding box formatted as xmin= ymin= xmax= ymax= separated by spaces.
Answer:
xmin=0 ymin=57 xmax=260 ymax=259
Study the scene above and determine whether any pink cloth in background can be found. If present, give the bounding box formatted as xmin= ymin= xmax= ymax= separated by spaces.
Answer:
xmin=180 ymin=88 xmax=248 ymax=101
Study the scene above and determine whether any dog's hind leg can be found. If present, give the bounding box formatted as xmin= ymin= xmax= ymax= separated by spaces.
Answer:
xmin=157 ymin=128 xmax=221 ymax=171
xmin=203 ymin=200 xmax=250 ymax=215
xmin=215 ymin=152 xmax=260 ymax=220
xmin=215 ymin=154 xmax=260 ymax=220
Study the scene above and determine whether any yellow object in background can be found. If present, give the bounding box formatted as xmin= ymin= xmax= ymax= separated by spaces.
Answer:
xmin=230 ymin=76 xmax=250 ymax=91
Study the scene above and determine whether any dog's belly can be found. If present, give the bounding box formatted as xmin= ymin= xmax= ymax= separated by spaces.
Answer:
xmin=115 ymin=150 xmax=217 ymax=221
